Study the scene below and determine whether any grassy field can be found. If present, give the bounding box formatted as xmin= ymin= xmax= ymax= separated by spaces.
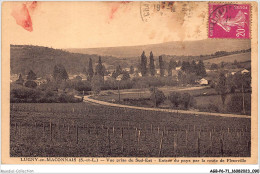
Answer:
xmin=204 ymin=52 xmax=251 ymax=64
xmin=195 ymin=93 xmax=251 ymax=113
xmin=97 ymin=87 xmax=215 ymax=101
xmin=11 ymin=103 xmax=251 ymax=157
xmin=96 ymin=87 xmax=251 ymax=115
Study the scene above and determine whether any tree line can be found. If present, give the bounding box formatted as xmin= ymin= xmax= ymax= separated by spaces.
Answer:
xmin=14 ymin=50 xmax=209 ymax=94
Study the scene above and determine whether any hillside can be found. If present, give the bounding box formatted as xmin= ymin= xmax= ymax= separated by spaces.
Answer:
xmin=11 ymin=42 xmax=251 ymax=77
xmin=10 ymin=45 xmax=128 ymax=76
xmin=66 ymin=39 xmax=251 ymax=58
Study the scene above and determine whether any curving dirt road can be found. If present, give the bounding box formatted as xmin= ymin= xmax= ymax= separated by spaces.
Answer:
xmin=101 ymin=86 xmax=209 ymax=95
xmin=82 ymin=95 xmax=251 ymax=119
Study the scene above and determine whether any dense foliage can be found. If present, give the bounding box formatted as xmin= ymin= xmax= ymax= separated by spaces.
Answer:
xmin=11 ymin=87 xmax=81 ymax=103
xmin=168 ymin=92 xmax=195 ymax=109
xmin=150 ymin=88 xmax=166 ymax=107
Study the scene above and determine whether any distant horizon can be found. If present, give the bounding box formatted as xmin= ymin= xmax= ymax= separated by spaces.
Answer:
xmin=11 ymin=39 xmax=251 ymax=58
xmin=11 ymin=39 xmax=211 ymax=50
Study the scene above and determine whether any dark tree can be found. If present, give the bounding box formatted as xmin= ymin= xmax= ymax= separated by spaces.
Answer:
xmin=169 ymin=92 xmax=194 ymax=109
xmin=88 ymin=58 xmax=94 ymax=80
xmin=168 ymin=67 xmax=172 ymax=77
xmin=216 ymin=72 xmax=228 ymax=105
xmin=74 ymin=81 xmax=91 ymax=92
xmin=96 ymin=56 xmax=104 ymax=77
xmin=53 ymin=64 xmax=69 ymax=81
xmin=186 ymin=61 xmax=191 ymax=71
xmin=159 ymin=56 xmax=164 ymax=77
xmin=149 ymin=51 xmax=155 ymax=76
xmin=177 ymin=60 xmax=182 ymax=67
xmin=112 ymin=65 xmax=123 ymax=79
xmin=190 ymin=60 xmax=197 ymax=73
xmin=181 ymin=93 xmax=192 ymax=109
xmin=140 ymin=51 xmax=147 ymax=76
xmin=177 ymin=71 xmax=186 ymax=84
xmin=102 ymin=65 xmax=107 ymax=75
xmin=196 ymin=60 xmax=206 ymax=77
xmin=25 ymin=80 xmax=37 ymax=88
xmin=233 ymin=72 xmax=251 ymax=114
xmin=181 ymin=61 xmax=186 ymax=72
xmin=129 ymin=65 xmax=135 ymax=74
xmin=233 ymin=72 xmax=251 ymax=91
xmin=168 ymin=59 xmax=177 ymax=76
xmin=220 ymin=61 xmax=225 ymax=68
xmin=181 ymin=61 xmax=191 ymax=73
xmin=210 ymin=63 xmax=218 ymax=70
xmin=150 ymin=88 xmax=166 ymax=107
xmin=91 ymin=75 xmax=103 ymax=94
xmin=27 ymin=70 xmax=37 ymax=80
xmin=16 ymin=74 xmax=24 ymax=85
xmin=227 ymin=94 xmax=251 ymax=115
xmin=122 ymin=71 xmax=130 ymax=81
xmin=172 ymin=59 xmax=177 ymax=69
xmin=116 ymin=65 xmax=122 ymax=75
xmin=112 ymin=71 xmax=117 ymax=79
xmin=168 ymin=92 xmax=182 ymax=107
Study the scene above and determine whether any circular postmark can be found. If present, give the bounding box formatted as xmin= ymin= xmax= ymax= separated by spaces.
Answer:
xmin=140 ymin=2 xmax=153 ymax=22
xmin=140 ymin=1 xmax=175 ymax=22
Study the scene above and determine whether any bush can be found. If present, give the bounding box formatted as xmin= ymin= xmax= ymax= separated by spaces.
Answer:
xmin=75 ymin=81 xmax=91 ymax=92
xmin=133 ymin=79 xmax=150 ymax=89
xmin=168 ymin=92 xmax=195 ymax=109
xmin=11 ymin=88 xmax=42 ymax=103
xmin=25 ymin=80 xmax=37 ymax=88
xmin=59 ymin=93 xmax=74 ymax=103
xmin=161 ymin=77 xmax=178 ymax=86
xmin=230 ymin=86 xmax=236 ymax=93
xmin=168 ymin=92 xmax=182 ymax=107
xmin=181 ymin=93 xmax=191 ymax=109
xmin=120 ymin=80 xmax=134 ymax=90
xmin=150 ymin=88 xmax=166 ymax=107
xmin=10 ymin=88 xmax=81 ymax=103
xmin=91 ymin=75 xmax=103 ymax=94
xmin=102 ymin=78 xmax=118 ymax=90
xmin=43 ymin=81 xmax=59 ymax=91
xmin=27 ymin=70 xmax=37 ymax=80
xmin=210 ymin=82 xmax=215 ymax=88
xmin=40 ymin=92 xmax=59 ymax=103
xmin=210 ymin=63 xmax=218 ymax=70
xmin=45 ymin=90 xmax=55 ymax=97
xmin=11 ymin=88 xmax=40 ymax=99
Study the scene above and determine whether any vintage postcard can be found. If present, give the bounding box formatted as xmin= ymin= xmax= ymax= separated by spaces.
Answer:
xmin=1 ymin=1 xmax=258 ymax=166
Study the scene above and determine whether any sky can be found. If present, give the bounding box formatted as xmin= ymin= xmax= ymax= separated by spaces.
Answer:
xmin=3 ymin=1 xmax=208 ymax=49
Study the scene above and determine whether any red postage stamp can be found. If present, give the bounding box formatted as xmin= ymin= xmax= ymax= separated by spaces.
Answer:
xmin=209 ymin=3 xmax=250 ymax=39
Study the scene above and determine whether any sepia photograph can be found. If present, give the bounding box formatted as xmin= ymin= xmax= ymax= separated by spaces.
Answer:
xmin=1 ymin=1 xmax=258 ymax=166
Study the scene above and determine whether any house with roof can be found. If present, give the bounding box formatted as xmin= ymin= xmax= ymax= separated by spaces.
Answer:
xmin=176 ymin=67 xmax=181 ymax=71
xmin=198 ymin=78 xmax=209 ymax=86
xmin=241 ymin=69 xmax=250 ymax=74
